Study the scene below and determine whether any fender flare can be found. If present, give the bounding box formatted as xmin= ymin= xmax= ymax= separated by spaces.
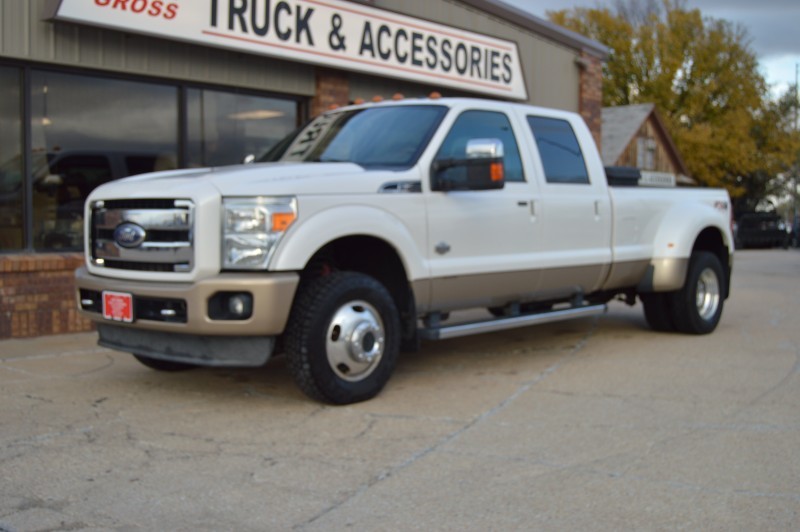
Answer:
xmin=641 ymin=202 xmax=732 ymax=292
xmin=270 ymin=205 xmax=427 ymax=280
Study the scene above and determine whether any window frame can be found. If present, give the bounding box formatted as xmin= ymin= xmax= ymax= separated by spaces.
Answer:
xmin=526 ymin=115 xmax=591 ymax=186
xmin=0 ymin=59 xmax=305 ymax=253
xmin=433 ymin=108 xmax=527 ymax=184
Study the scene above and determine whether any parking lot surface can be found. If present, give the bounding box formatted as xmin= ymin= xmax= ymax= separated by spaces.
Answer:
xmin=1 ymin=249 xmax=799 ymax=530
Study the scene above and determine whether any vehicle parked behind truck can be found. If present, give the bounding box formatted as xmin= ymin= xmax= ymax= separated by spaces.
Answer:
xmin=734 ymin=211 xmax=789 ymax=249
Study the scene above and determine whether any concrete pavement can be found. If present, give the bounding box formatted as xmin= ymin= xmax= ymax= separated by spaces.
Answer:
xmin=1 ymin=249 xmax=799 ymax=530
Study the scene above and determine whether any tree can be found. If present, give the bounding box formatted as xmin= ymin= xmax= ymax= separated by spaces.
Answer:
xmin=736 ymin=84 xmax=800 ymax=216
xmin=549 ymin=0 xmax=785 ymax=201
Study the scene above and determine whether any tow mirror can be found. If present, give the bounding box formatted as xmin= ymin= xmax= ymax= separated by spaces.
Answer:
xmin=432 ymin=138 xmax=505 ymax=191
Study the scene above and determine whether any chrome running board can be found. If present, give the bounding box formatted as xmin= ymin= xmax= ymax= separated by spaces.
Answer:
xmin=419 ymin=304 xmax=607 ymax=341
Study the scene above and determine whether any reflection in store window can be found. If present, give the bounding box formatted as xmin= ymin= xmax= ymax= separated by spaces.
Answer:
xmin=187 ymin=89 xmax=298 ymax=167
xmin=30 ymin=71 xmax=179 ymax=251
xmin=0 ymin=66 xmax=23 ymax=251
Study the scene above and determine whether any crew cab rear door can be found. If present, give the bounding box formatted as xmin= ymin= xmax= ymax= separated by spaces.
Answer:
xmin=522 ymin=113 xmax=612 ymax=295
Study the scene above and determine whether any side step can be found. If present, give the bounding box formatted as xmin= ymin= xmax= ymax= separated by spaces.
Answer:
xmin=419 ymin=304 xmax=607 ymax=341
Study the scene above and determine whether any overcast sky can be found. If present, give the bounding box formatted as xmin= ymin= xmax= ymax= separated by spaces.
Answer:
xmin=500 ymin=0 xmax=800 ymax=96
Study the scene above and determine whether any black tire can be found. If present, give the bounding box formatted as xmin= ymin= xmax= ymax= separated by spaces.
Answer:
xmin=640 ymin=292 xmax=676 ymax=332
xmin=668 ymin=251 xmax=725 ymax=335
xmin=133 ymin=354 xmax=197 ymax=372
xmin=284 ymin=272 xmax=400 ymax=404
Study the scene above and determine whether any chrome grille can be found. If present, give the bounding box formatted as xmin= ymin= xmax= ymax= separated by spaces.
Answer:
xmin=91 ymin=199 xmax=194 ymax=272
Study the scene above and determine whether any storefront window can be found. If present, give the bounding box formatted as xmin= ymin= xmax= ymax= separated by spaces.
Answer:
xmin=30 ymin=71 xmax=179 ymax=251
xmin=3 ymin=66 xmax=300 ymax=254
xmin=0 ymin=67 xmax=23 ymax=251
xmin=187 ymin=89 xmax=298 ymax=167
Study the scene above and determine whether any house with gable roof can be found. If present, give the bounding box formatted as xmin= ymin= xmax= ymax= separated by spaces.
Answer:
xmin=601 ymin=104 xmax=694 ymax=186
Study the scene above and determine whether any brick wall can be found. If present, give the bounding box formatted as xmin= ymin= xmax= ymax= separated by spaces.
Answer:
xmin=310 ymin=68 xmax=350 ymax=118
xmin=579 ymin=52 xmax=603 ymax=151
xmin=0 ymin=254 xmax=93 ymax=339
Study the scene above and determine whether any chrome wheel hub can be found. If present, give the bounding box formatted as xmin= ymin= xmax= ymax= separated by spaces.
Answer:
xmin=695 ymin=267 xmax=721 ymax=321
xmin=326 ymin=301 xmax=385 ymax=382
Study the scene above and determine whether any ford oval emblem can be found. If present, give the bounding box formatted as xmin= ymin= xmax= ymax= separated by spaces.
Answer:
xmin=114 ymin=222 xmax=147 ymax=249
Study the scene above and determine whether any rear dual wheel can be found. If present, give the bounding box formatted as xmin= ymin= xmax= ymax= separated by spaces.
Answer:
xmin=669 ymin=251 xmax=724 ymax=334
xmin=640 ymin=292 xmax=675 ymax=332
xmin=641 ymin=251 xmax=725 ymax=335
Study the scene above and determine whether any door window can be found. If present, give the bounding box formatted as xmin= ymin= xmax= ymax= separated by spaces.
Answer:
xmin=527 ymin=116 xmax=590 ymax=184
xmin=435 ymin=110 xmax=525 ymax=183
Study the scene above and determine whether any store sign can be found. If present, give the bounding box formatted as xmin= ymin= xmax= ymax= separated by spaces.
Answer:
xmin=47 ymin=0 xmax=527 ymax=100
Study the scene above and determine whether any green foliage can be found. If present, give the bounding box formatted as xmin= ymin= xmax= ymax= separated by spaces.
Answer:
xmin=549 ymin=0 xmax=799 ymax=203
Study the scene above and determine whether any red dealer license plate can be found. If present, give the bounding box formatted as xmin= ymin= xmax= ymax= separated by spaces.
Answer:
xmin=102 ymin=291 xmax=134 ymax=323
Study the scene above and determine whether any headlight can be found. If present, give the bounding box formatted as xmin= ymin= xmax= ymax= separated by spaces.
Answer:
xmin=222 ymin=197 xmax=297 ymax=270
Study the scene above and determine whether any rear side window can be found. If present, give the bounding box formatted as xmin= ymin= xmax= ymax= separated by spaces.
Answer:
xmin=527 ymin=116 xmax=590 ymax=184
xmin=435 ymin=110 xmax=525 ymax=182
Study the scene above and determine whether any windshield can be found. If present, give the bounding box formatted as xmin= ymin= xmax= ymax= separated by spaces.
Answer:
xmin=260 ymin=105 xmax=447 ymax=168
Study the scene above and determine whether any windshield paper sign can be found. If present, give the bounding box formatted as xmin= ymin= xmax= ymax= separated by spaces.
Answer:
xmin=48 ymin=0 xmax=527 ymax=100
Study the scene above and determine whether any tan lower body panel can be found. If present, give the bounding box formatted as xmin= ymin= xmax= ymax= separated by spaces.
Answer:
xmin=414 ymin=259 xmax=661 ymax=313
xmin=421 ymin=262 xmax=611 ymax=313
xmin=75 ymin=267 xmax=299 ymax=335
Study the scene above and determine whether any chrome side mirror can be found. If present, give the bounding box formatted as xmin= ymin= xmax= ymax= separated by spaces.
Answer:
xmin=466 ymin=138 xmax=504 ymax=159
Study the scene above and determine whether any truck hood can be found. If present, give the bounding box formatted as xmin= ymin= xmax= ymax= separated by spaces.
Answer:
xmin=106 ymin=162 xmax=414 ymax=197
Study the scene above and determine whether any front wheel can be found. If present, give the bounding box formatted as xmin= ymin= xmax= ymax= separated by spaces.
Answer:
xmin=284 ymin=272 xmax=400 ymax=404
xmin=668 ymin=251 xmax=725 ymax=334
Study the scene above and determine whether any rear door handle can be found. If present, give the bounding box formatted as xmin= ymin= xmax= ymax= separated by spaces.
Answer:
xmin=517 ymin=200 xmax=536 ymax=217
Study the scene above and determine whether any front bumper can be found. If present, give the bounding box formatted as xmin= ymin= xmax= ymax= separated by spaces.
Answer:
xmin=96 ymin=323 xmax=276 ymax=367
xmin=75 ymin=266 xmax=299 ymax=336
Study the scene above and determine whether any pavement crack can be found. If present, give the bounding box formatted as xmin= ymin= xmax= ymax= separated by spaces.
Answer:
xmin=354 ymin=418 xmax=377 ymax=440
xmin=7 ymin=426 xmax=95 ymax=448
xmin=293 ymin=318 xmax=600 ymax=530
xmin=741 ymin=340 xmax=800 ymax=410
xmin=1 ymin=347 xmax=111 ymax=363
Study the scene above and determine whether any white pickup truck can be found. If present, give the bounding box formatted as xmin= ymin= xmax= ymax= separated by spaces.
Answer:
xmin=76 ymin=97 xmax=734 ymax=403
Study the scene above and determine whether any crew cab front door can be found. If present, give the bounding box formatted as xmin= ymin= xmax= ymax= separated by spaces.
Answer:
xmin=425 ymin=109 xmax=541 ymax=310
